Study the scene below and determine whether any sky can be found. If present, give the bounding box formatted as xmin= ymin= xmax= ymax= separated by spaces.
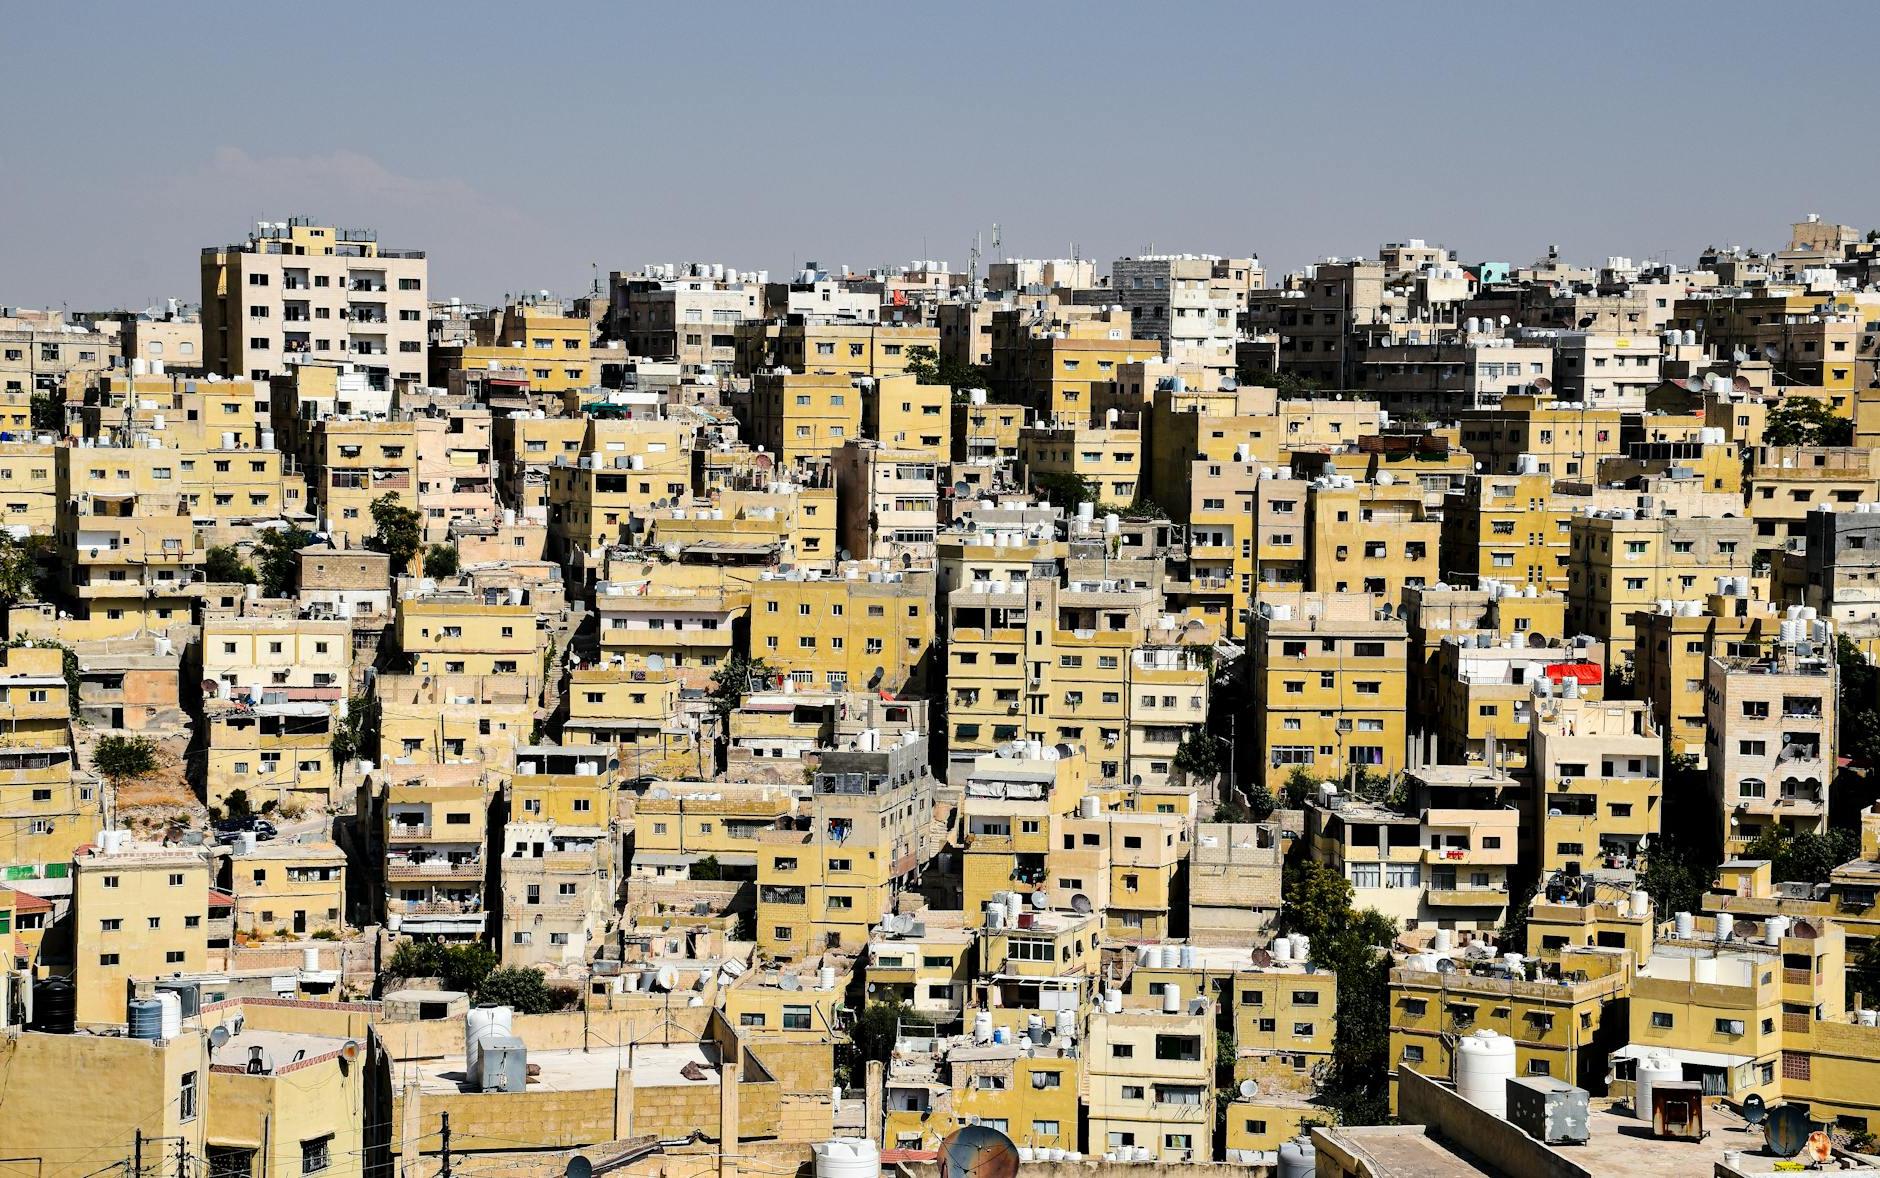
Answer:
xmin=4 ymin=1 xmax=1877 ymax=311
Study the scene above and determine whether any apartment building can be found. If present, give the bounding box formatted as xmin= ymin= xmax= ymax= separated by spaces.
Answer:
xmin=225 ymin=840 xmax=346 ymax=937
xmin=1439 ymin=471 xmax=1572 ymax=592
xmin=1704 ymin=633 xmax=1836 ymax=858
xmin=308 ymin=417 xmax=417 ymax=546
xmin=1351 ymin=337 xmax=1552 ymax=413
xmin=1566 ymin=510 xmax=1758 ymax=676
xmin=55 ymin=442 xmax=203 ymax=639
xmin=1017 ymin=418 xmax=1141 ymax=507
xmin=1457 ymin=395 xmax=1623 ymax=479
xmin=201 ymin=218 xmax=426 ymax=386
xmin=834 ymin=442 xmax=939 ymax=564
xmin=411 ymin=404 xmax=497 ymax=541
xmin=746 ymin=370 xmax=865 ymax=467
xmin=988 ymin=305 xmax=1152 ymax=422
xmin=562 ymin=666 xmax=693 ymax=770
xmin=1529 ymin=690 xmax=1662 ymax=874
xmin=0 ymin=318 xmax=113 ymax=399
xmin=859 ymin=371 xmax=951 ymax=457
xmin=372 ymin=768 xmax=491 ymax=939
xmin=1746 ymin=445 xmax=1880 ymax=551
xmin=958 ymin=746 xmax=1088 ymax=917
xmin=1250 ymin=593 xmax=1409 ymax=784
xmin=73 ymin=836 xmax=213 ymax=1024
xmin=1112 ymin=254 xmax=1240 ymax=383
xmin=612 ymin=265 xmax=761 ymax=375
xmin=1084 ymin=1003 xmax=1217 ymax=1161
xmin=199 ymin=614 xmax=350 ymax=808
xmin=1541 ymin=330 xmax=1663 ymax=407
xmin=737 ymin=320 xmax=938 ymax=379
xmin=630 ymin=782 xmax=794 ymax=880
xmin=1188 ymin=822 xmax=1283 ymax=945
xmin=865 ymin=914 xmax=974 ymax=1017
xmin=595 ymin=565 xmax=752 ymax=687
xmin=883 ymin=1029 xmax=1080 ymax=1152
xmin=393 ymin=584 xmax=541 ymax=688
xmin=754 ymin=735 xmax=934 ymax=958
xmin=1430 ymin=636 xmax=1602 ymax=772
xmin=0 ymin=643 xmax=97 ymax=877
xmin=1389 ymin=946 xmax=1632 ymax=1110
xmin=500 ymin=759 xmax=614 ymax=971
xmin=748 ymin=563 xmax=935 ymax=695
xmin=431 ymin=295 xmax=593 ymax=398
xmin=377 ymin=672 xmax=533 ymax=769
xmin=1631 ymin=589 xmax=1779 ymax=762
xmin=0 ymin=439 xmax=59 ymax=535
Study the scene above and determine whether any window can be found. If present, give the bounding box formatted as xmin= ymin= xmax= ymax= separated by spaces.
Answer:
xmin=1402 ymin=1045 xmax=1424 ymax=1063
xmin=1244 ymin=1119 xmax=1268 ymax=1136
xmin=782 ymin=1005 xmax=813 ymax=1030
xmin=181 ymin=1070 xmax=198 ymax=1121
xmin=301 ymin=1135 xmax=332 ymax=1175
xmin=1111 ymin=1043 xmax=1135 ymax=1059
xmin=1651 ymin=1011 xmax=1674 ymax=1028
xmin=1032 ymin=1120 xmax=1061 ymax=1138
xmin=739 ymin=1012 xmax=766 ymax=1027
xmin=100 ymin=952 xmax=120 ymax=966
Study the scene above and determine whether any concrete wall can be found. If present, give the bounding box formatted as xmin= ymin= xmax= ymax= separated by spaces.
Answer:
xmin=1396 ymin=1067 xmax=1589 ymax=1178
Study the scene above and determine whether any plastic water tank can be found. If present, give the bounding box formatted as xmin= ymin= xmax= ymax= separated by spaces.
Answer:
xmin=1432 ymin=929 xmax=1453 ymax=954
xmin=1455 ymin=1030 xmax=1518 ymax=1118
xmin=1292 ymin=935 xmax=1311 ymax=964
xmin=1162 ymin=983 xmax=1181 ymax=1014
xmin=465 ymin=1005 xmax=514 ymax=1076
xmin=819 ymin=965 xmax=838 ymax=992
xmin=1714 ymin=913 xmax=1734 ymax=942
xmin=973 ymin=1011 xmax=993 ymax=1044
xmin=29 ymin=977 xmax=75 ymax=1034
xmin=128 ymin=997 xmax=165 ymax=1040
xmin=1634 ymin=1053 xmax=1682 ymax=1120
xmin=1179 ymin=945 xmax=1196 ymax=969
xmin=1673 ymin=911 xmax=1695 ymax=940
xmin=156 ymin=991 xmax=182 ymax=1041
xmin=1271 ymin=936 xmax=1294 ymax=962
xmin=1103 ymin=988 xmax=1123 ymax=1014
xmin=1630 ymin=890 xmax=1651 ymax=919
xmin=812 ymin=1138 xmax=881 ymax=1178
xmin=1004 ymin=892 xmax=1023 ymax=926
xmin=1055 ymin=1007 xmax=1077 ymax=1042
xmin=1765 ymin=916 xmax=1791 ymax=944
xmin=1277 ymin=1139 xmax=1316 ymax=1178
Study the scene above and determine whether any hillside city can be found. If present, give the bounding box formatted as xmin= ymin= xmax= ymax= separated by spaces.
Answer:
xmin=5 ymin=215 xmax=1880 ymax=1177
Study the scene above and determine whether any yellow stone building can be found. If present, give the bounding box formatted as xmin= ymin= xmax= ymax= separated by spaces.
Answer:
xmin=749 ymin=563 xmax=935 ymax=695
xmin=73 ymin=837 xmax=213 ymax=1024
xmin=1250 ymin=593 xmax=1409 ymax=784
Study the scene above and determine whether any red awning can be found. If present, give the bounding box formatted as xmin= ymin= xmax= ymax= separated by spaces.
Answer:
xmin=1545 ymin=662 xmax=1601 ymax=685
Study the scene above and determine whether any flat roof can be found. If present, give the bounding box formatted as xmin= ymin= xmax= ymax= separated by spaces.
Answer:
xmin=413 ymin=1043 xmax=719 ymax=1095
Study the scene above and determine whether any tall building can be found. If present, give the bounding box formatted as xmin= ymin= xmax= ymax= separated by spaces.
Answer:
xmin=200 ymin=218 xmax=427 ymax=387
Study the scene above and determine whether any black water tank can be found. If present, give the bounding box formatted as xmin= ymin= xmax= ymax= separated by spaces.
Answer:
xmin=29 ymin=977 xmax=76 ymax=1033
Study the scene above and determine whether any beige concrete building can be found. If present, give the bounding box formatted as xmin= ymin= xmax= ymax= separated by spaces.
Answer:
xmin=201 ymin=218 xmax=427 ymax=387
xmin=1704 ymin=632 xmax=1836 ymax=857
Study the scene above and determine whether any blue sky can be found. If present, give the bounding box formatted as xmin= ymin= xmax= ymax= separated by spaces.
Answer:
xmin=3 ymin=1 xmax=1875 ymax=309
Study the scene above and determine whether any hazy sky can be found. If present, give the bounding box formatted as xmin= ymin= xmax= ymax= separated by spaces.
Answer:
xmin=4 ymin=1 xmax=1875 ymax=310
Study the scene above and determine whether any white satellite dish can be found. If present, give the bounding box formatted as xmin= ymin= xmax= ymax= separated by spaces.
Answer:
xmin=646 ymin=654 xmax=667 ymax=672
xmin=1239 ymin=1079 xmax=1260 ymax=1099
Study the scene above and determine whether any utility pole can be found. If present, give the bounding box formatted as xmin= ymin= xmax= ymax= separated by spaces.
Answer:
xmin=133 ymin=1131 xmax=143 ymax=1178
xmin=175 ymin=1137 xmax=185 ymax=1178
xmin=439 ymin=1113 xmax=451 ymax=1178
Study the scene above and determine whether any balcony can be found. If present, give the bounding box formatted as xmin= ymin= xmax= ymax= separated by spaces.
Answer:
xmin=388 ymin=859 xmax=483 ymax=880
xmin=394 ymin=899 xmax=482 ymax=915
xmin=387 ymin=823 xmax=434 ymax=842
xmin=1425 ymin=887 xmax=1510 ymax=909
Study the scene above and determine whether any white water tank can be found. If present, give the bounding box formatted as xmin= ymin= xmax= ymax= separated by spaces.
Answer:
xmin=1714 ymin=913 xmax=1734 ymax=942
xmin=1292 ymin=935 xmax=1310 ymax=964
xmin=155 ymin=991 xmax=182 ymax=1041
xmin=1432 ymin=929 xmax=1453 ymax=953
xmin=812 ymin=1138 xmax=881 ymax=1178
xmin=1277 ymin=1139 xmax=1316 ymax=1178
xmin=1004 ymin=891 xmax=1024 ymax=926
xmin=302 ymin=946 xmax=321 ymax=973
xmin=1634 ymin=1053 xmax=1682 ymax=1120
xmin=1765 ymin=916 xmax=1791 ymax=944
xmin=465 ymin=1005 xmax=514 ymax=1077
xmin=1081 ymin=795 xmax=1100 ymax=819
xmin=1673 ymin=911 xmax=1695 ymax=940
xmin=1104 ymin=988 xmax=1123 ymax=1014
xmin=1630 ymin=890 xmax=1650 ymax=919
xmin=1055 ymin=1007 xmax=1077 ymax=1042
xmin=1455 ymin=1030 xmax=1518 ymax=1117
xmin=1145 ymin=946 xmax=1165 ymax=969
xmin=819 ymin=965 xmax=838 ymax=992
xmin=986 ymin=902 xmax=1005 ymax=931
xmin=1180 ymin=945 xmax=1196 ymax=969
xmin=1161 ymin=982 xmax=1181 ymax=1014
xmin=973 ymin=1011 xmax=993 ymax=1044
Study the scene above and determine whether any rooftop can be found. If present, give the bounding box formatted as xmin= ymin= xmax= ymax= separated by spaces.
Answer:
xmin=412 ymin=1043 xmax=720 ymax=1095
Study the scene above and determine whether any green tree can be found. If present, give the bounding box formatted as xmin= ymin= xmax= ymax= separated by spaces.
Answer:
xmin=1639 ymin=842 xmax=1714 ymax=920
xmin=904 ymin=345 xmax=992 ymax=395
xmin=1243 ymin=780 xmax=1277 ymax=822
xmin=1173 ymin=731 xmax=1227 ymax=783
xmin=1281 ymin=766 xmax=1320 ymax=810
xmin=1497 ymin=879 xmax=1541 ymax=955
xmin=368 ymin=493 xmax=423 ymax=572
xmin=476 ymin=966 xmax=555 ymax=1014
xmin=203 ymin=545 xmax=259 ymax=585
xmin=691 ymin=854 xmax=724 ymax=881
xmin=93 ymin=735 xmax=160 ymax=786
xmin=1280 ymin=859 xmax=1357 ymax=942
xmin=222 ymin=788 xmax=253 ymax=821
xmin=1852 ymin=938 xmax=1880 ymax=1007
xmin=29 ymin=392 xmax=63 ymax=433
xmin=385 ymin=940 xmax=498 ymax=994
xmin=254 ymin=525 xmax=316 ymax=598
xmin=423 ymin=544 xmax=460 ymax=579
xmin=709 ymin=653 xmax=775 ymax=724
xmin=0 ymin=536 xmax=41 ymax=606
xmin=1742 ymin=827 xmax=1859 ymax=885
xmin=843 ymin=1000 xmax=931 ymax=1085
xmin=1033 ymin=471 xmax=1098 ymax=512
xmin=331 ymin=693 xmax=381 ymax=789
xmin=1765 ymin=397 xmax=1854 ymax=447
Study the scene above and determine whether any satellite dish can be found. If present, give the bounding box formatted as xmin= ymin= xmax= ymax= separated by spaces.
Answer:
xmin=1030 ymin=891 xmax=1047 ymax=909
xmin=1239 ymin=1079 xmax=1260 ymax=1099
xmin=1070 ymin=894 xmax=1093 ymax=915
xmin=1741 ymin=1092 xmax=1767 ymax=1126
xmin=1732 ymin=349 xmax=1750 ymax=364
xmin=939 ymin=1125 xmax=1019 ymax=1178
xmin=779 ymin=974 xmax=800 ymax=991
xmin=1765 ymin=1103 xmax=1816 ymax=1157
xmin=1435 ymin=958 xmax=1457 ymax=974
xmin=566 ymin=1157 xmax=594 ymax=1178
xmin=208 ymin=1025 xmax=231 ymax=1052
xmin=339 ymin=1039 xmax=362 ymax=1064
xmin=646 ymin=654 xmax=667 ymax=672
xmin=1251 ymin=949 xmax=1272 ymax=967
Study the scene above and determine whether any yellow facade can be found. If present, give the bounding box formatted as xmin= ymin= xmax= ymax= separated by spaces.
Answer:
xmin=0 ymin=440 xmax=60 ymax=534
xmin=73 ymin=841 xmax=212 ymax=1024
xmin=749 ymin=564 xmax=935 ymax=695
xmin=394 ymin=594 xmax=540 ymax=684
xmin=1018 ymin=421 xmax=1142 ymax=507
xmin=310 ymin=419 xmax=417 ymax=546
xmin=1084 ymin=1008 xmax=1216 ymax=1161
xmin=1529 ymin=694 xmax=1661 ymax=873
xmin=228 ymin=842 xmax=346 ymax=937
xmin=1251 ymin=593 xmax=1409 ymax=783
xmin=55 ymin=443 xmax=202 ymax=638
xmin=748 ymin=370 xmax=865 ymax=467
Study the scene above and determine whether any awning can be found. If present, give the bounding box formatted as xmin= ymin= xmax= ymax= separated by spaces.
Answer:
xmin=1609 ymin=1044 xmax=1753 ymax=1070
